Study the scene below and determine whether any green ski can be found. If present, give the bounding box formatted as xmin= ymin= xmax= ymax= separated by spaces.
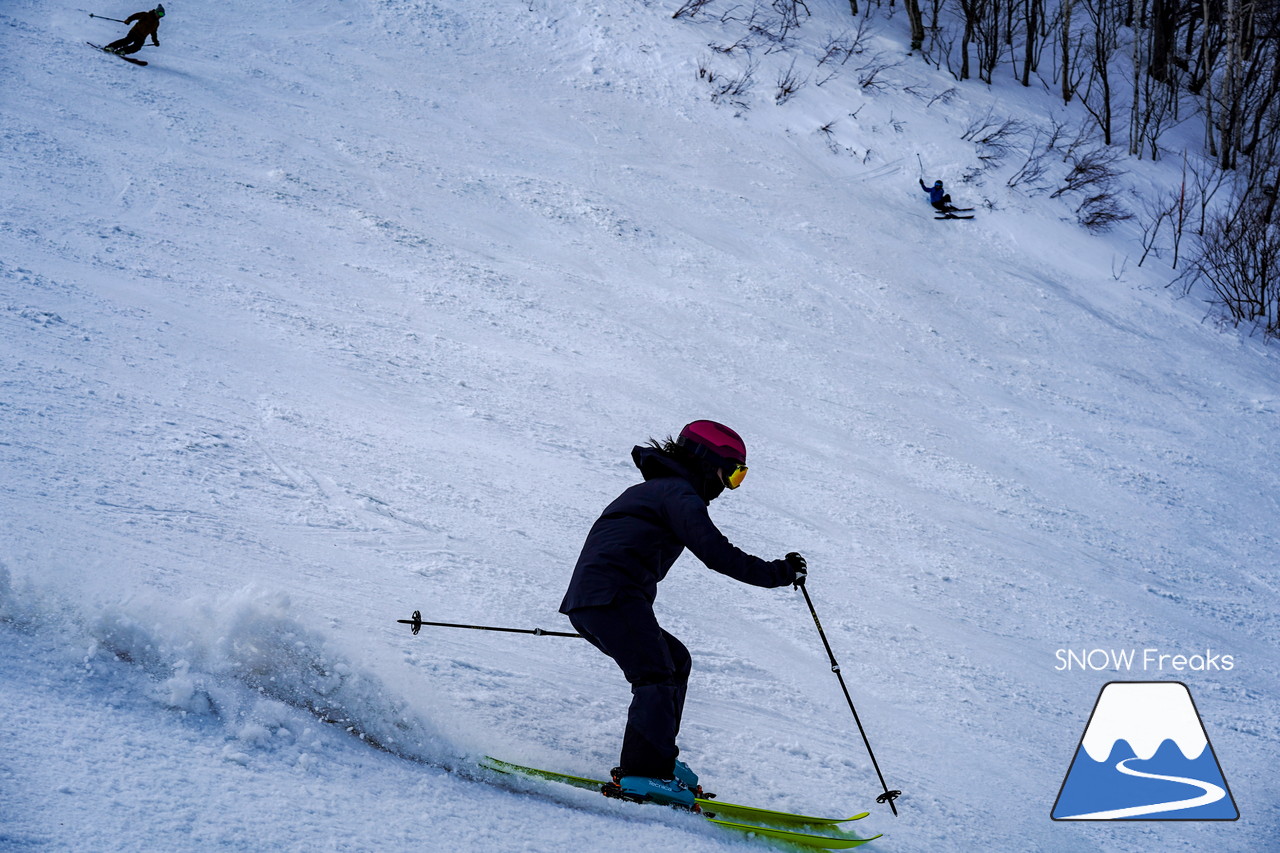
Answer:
xmin=705 ymin=817 xmax=881 ymax=848
xmin=480 ymin=757 xmax=882 ymax=848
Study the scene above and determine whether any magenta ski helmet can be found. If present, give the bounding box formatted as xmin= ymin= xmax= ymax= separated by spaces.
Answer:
xmin=678 ymin=420 xmax=746 ymax=464
xmin=678 ymin=420 xmax=747 ymax=489
xmin=675 ymin=417 xmax=747 ymax=461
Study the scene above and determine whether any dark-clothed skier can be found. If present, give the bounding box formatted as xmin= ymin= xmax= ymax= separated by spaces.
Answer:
xmin=920 ymin=178 xmax=953 ymax=211
xmin=559 ymin=420 xmax=807 ymax=808
xmin=106 ymin=5 xmax=165 ymax=56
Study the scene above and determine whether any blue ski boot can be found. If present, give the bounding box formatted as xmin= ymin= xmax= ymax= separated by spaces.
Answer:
xmin=673 ymin=760 xmax=702 ymax=795
xmin=616 ymin=775 xmax=697 ymax=809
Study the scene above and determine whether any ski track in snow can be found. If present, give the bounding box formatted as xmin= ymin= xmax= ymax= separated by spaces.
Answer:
xmin=3 ymin=0 xmax=1279 ymax=851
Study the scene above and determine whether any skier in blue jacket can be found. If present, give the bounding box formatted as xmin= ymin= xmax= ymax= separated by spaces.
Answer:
xmin=920 ymin=178 xmax=953 ymax=211
xmin=560 ymin=420 xmax=806 ymax=808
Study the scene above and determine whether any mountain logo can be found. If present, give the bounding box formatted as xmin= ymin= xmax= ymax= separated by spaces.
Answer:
xmin=1051 ymin=681 xmax=1238 ymax=821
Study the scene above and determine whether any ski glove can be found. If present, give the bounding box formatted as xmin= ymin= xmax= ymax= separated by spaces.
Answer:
xmin=786 ymin=552 xmax=807 ymax=588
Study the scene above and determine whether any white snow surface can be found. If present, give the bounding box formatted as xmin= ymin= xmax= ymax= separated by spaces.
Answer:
xmin=3 ymin=1 xmax=1279 ymax=851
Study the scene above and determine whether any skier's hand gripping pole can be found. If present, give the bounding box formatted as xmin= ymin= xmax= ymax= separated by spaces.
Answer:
xmin=786 ymin=551 xmax=807 ymax=589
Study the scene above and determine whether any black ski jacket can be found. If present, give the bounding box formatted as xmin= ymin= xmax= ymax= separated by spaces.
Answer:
xmin=559 ymin=445 xmax=795 ymax=612
xmin=125 ymin=11 xmax=161 ymax=46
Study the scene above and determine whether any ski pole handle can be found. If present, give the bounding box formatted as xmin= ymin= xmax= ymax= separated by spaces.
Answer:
xmin=90 ymin=13 xmax=129 ymax=23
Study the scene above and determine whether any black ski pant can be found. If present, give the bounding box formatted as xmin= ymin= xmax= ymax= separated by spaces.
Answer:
xmin=567 ymin=594 xmax=691 ymax=779
xmin=105 ymin=35 xmax=146 ymax=55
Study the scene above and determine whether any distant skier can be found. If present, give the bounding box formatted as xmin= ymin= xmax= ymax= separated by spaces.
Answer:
xmin=559 ymin=420 xmax=806 ymax=808
xmin=105 ymin=5 xmax=165 ymax=56
xmin=920 ymin=178 xmax=954 ymax=212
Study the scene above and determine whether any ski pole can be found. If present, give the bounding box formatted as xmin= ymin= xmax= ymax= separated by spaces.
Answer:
xmin=397 ymin=610 xmax=582 ymax=638
xmin=916 ymin=152 xmax=925 ymax=179
xmin=797 ymin=583 xmax=902 ymax=815
xmin=89 ymin=13 xmax=129 ymax=23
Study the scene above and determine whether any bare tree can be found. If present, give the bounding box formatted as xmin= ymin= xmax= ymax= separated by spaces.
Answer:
xmin=1061 ymin=0 xmax=1076 ymax=102
xmin=775 ymin=58 xmax=807 ymax=104
xmin=774 ymin=0 xmax=812 ymax=31
xmin=1137 ymin=187 xmax=1185 ymax=266
xmin=1219 ymin=0 xmax=1244 ymax=168
xmin=955 ymin=0 xmax=990 ymax=81
xmin=673 ymin=0 xmax=716 ymax=19
xmin=1130 ymin=31 xmax=1181 ymax=161
xmin=1007 ymin=118 xmax=1071 ymax=189
xmin=972 ymin=0 xmax=1005 ymax=83
xmin=1128 ymin=0 xmax=1149 ymax=156
xmin=1050 ymin=139 xmax=1132 ymax=229
xmin=1051 ymin=139 xmax=1124 ymax=198
xmin=816 ymin=19 xmax=875 ymax=85
xmin=904 ymin=0 xmax=926 ymax=52
xmin=699 ymin=54 xmax=759 ymax=108
xmin=1187 ymin=154 xmax=1233 ymax=234
xmin=1019 ymin=0 xmax=1045 ymax=86
xmin=963 ymin=109 xmax=1030 ymax=169
xmin=1078 ymin=0 xmax=1123 ymax=144
xmin=1186 ymin=197 xmax=1280 ymax=335
xmin=1077 ymin=191 xmax=1133 ymax=231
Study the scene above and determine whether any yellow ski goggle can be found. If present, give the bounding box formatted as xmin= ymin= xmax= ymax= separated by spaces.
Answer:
xmin=723 ymin=463 xmax=748 ymax=490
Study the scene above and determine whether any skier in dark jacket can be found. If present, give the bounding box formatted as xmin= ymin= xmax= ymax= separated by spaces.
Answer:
xmin=106 ymin=5 xmax=165 ymax=56
xmin=560 ymin=420 xmax=807 ymax=808
xmin=920 ymin=178 xmax=953 ymax=211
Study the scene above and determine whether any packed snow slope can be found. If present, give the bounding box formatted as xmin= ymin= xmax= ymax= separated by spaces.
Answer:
xmin=3 ymin=1 xmax=1278 ymax=850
